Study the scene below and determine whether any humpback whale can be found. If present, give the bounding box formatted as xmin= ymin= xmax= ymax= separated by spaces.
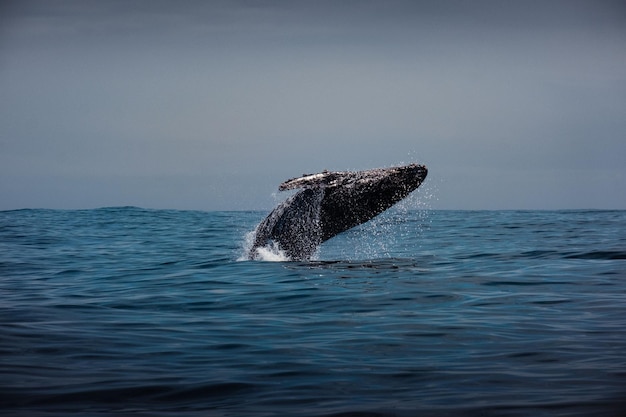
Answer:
xmin=248 ymin=164 xmax=428 ymax=261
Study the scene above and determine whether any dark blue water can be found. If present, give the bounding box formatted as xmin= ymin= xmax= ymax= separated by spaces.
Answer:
xmin=1 ymin=208 xmax=625 ymax=416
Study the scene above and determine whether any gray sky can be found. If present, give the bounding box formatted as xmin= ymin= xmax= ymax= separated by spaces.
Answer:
xmin=1 ymin=0 xmax=625 ymax=210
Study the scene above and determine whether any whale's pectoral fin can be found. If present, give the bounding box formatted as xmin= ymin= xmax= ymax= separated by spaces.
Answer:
xmin=279 ymin=170 xmax=349 ymax=191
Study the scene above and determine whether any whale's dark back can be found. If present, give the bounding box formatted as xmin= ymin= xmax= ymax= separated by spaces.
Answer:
xmin=249 ymin=164 xmax=427 ymax=260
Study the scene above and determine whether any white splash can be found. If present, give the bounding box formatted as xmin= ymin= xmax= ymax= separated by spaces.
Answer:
xmin=253 ymin=243 xmax=290 ymax=262
xmin=238 ymin=230 xmax=290 ymax=262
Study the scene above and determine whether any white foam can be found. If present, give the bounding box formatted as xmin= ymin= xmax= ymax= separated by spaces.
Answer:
xmin=253 ymin=243 xmax=290 ymax=262
xmin=238 ymin=231 xmax=290 ymax=262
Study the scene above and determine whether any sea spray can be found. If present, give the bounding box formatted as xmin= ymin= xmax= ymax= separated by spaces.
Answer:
xmin=239 ymin=230 xmax=288 ymax=261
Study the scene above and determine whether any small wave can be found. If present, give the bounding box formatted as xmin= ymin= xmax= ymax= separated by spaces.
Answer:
xmin=302 ymin=258 xmax=420 ymax=271
xmin=463 ymin=249 xmax=626 ymax=261
xmin=564 ymin=250 xmax=626 ymax=260
xmin=1 ymin=382 xmax=259 ymax=408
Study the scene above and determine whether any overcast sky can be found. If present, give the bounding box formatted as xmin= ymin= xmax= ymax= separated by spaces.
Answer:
xmin=1 ymin=0 xmax=625 ymax=210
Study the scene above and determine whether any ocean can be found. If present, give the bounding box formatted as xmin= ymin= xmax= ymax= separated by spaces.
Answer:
xmin=1 ymin=207 xmax=625 ymax=416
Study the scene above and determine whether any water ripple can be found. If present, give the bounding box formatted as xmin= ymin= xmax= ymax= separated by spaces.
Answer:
xmin=1 ymin=209 xmax=625 ymax=416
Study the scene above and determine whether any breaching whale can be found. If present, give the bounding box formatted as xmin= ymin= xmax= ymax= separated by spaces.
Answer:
xmin=248 ymin=163 xmax=428 ymax=260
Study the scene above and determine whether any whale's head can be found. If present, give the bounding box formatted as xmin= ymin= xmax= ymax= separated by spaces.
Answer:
xmin=360 ymin=163 xmax=428 ymax=194
xmin=318 ymin=164 xmax=428 ymax=240
xmin=325 ymin=163 xmax=427 ymax=200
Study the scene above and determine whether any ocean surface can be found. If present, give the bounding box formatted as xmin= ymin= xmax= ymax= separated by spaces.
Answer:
xmin=1 ymin=207 xmax=625 ymax=416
